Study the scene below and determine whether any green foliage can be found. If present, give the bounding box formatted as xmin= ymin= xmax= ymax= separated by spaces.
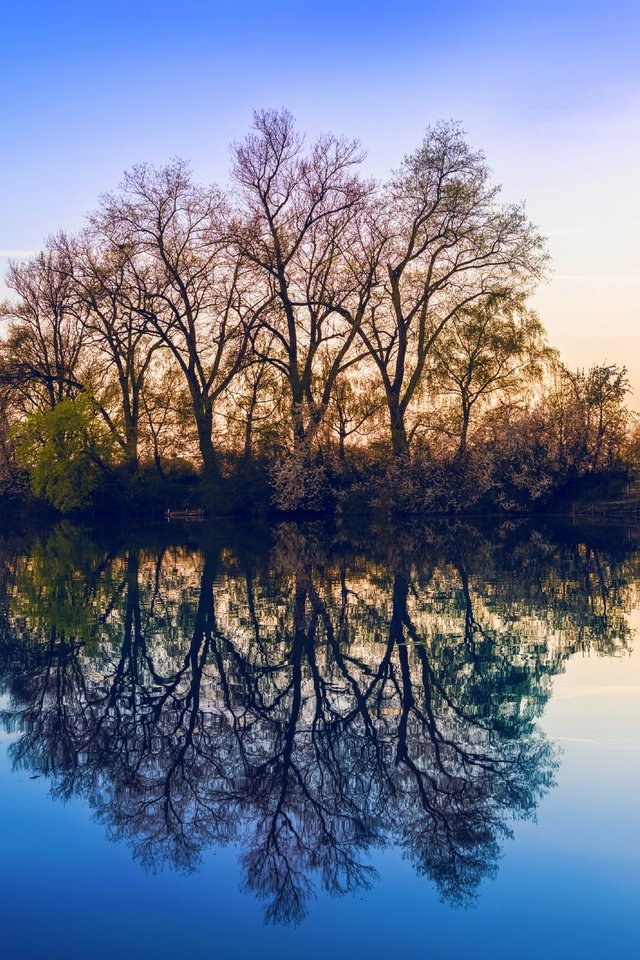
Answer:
xmin=14 ymin=394 xmax=117 ymax=512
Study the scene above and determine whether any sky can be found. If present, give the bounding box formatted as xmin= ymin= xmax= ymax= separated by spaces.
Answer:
xmin=1 ymin=0 xmax=639 ymax=393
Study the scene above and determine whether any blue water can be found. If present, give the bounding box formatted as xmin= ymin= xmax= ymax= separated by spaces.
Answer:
xmin=0 ymin=520 xmax=638 ymax=959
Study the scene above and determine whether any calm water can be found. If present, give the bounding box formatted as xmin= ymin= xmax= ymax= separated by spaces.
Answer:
xmin=0 ymin=519 xmax=638 ymax=959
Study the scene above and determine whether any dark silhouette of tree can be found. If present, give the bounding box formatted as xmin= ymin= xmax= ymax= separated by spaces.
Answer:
xmin=56 ymin=230 xmax=162 ymax=473
xmin=357 ymin=122 xmax=548 ymax=457
xmin=93 ymin=161 xmax=268 ymax=486
xmin=232 ymin=109 xmax=380 ymax=455
xmin=1 ymin=246 xmax=87 ymax=411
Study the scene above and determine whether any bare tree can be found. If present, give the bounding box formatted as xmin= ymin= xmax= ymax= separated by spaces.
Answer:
xmin=93 ymin=161 xmax=266 ymax=485
xmin=358 ymin=121 xmax=548 ymax=456
xmin=221 ymin=346 xmax=288 ymax=462
xmin=1 ymin=245 xmax=87 ymax=412
xmin=139 ymin=356 xmax=195 ymax=476
xmin=57 ymin=230 xmax=163 ymax=472
xmin=231 ymin=109 xmax=382 ymax=455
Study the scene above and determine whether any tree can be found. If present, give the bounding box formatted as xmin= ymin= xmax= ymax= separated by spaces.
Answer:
xmin=57 ymin=230 xmax=163 ymax=473
xmin=430 ymin=293 xmax=553 ymax=460
xmin=138 ymin=356 xmax=196 ymax=476
xmin=220 ymin=348 xmax=288 ymax=462
xmin=0 ymin=384 xmax=23 ymax=496
xmin=93 ymin=160 xmax=265 ymax=486
xmin=574 ymin=363 xmax=630 ymax=473
xmin=325 ymin=370 xmax=384 ymax=461
xmin=0 ymin=246 xmax=87 ymax=412
xmin=535 ymin=362 xmax=631 ymax=481
xmin=232 ymin=109 xmax=381 ymax=456
xmin=358 ymin=121 xmax=548 ymax=456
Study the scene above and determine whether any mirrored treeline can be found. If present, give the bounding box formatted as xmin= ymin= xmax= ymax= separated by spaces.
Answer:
xmin=0 ymin=520 xmax=637 ymax=924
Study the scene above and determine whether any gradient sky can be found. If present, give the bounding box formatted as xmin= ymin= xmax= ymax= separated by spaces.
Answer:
xmin=1 ymin=0 xmax=639 ymax=393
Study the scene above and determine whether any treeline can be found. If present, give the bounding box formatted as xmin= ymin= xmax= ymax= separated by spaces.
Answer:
xmin=0 ymin=110 xmax=635 ymax=515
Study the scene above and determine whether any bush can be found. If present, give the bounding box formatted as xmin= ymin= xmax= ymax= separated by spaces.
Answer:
xmin=269 ymin=450 xmax=332 ymax=513
xmin=13 ymin=395 xmax=117 ymax=513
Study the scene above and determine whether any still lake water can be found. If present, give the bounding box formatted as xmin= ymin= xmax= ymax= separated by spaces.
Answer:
xmin=0 ymin=518 xmax=638 ymax=959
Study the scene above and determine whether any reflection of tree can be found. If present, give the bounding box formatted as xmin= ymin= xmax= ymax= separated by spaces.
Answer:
xmin=0 ymin=519 xmax=637 ymax=923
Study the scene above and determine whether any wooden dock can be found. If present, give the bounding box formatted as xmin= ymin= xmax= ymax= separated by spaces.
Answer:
xmin=164 ymin=508 xmax=206 ymax=522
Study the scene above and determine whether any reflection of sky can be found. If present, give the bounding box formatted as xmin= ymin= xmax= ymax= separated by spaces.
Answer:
xmin=0 ymin=608 xmax=638 ymax=957
xmin=544 ymin=607 xmax=640 ymax=753
xmin=1 ymin=1 xmax=639 ymax=395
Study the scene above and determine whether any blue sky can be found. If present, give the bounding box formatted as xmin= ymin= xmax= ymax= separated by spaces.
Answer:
xmin=1 ymin=0 xmax=639 ymax=388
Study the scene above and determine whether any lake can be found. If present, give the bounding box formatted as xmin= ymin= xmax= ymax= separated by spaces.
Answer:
xmin=0 ymin=518 xmax=638 ymax=959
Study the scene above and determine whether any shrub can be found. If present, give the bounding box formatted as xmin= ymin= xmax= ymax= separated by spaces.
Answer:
xmin=13 ymin=395 xmax=117 ymax=513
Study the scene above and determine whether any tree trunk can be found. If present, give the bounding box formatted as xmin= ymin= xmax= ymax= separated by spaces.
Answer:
xmin=243 ymin=411 xmax=253 ymax=461
xmin=242 ymin=380 xmax=260 ymax=461
xmin=122 ymin=421 xmax=139 ymax=473
xmin=291 ymin=397 xmax=307 ymax=454
xmin=338 ymin=425 xmax=346 ymax=462
xmin=194 ymin=400 xmax=219 ymax=486
xmin=388 ymin=392 xmax=410 ymax=457
xmin=455 ymin=404 xmax=471 ymax=461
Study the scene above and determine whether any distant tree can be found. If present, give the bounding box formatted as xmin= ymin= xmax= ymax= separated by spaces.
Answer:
xmin=0 ymin=246 xmax=87 ymax=412
xmin=138 ymin=357 xmax=196 ymax=476
xmin=221 ymin=350 xmax=287 ymax=462
xmin=574 ymin=363 xmax=630 ymax=473
xmin=541 ymin=362 xmax=630 ymax=478
xmin=430 ymin=293 xmax=553 ymax=460
xmin=0 ymin=386 xmax=23 ymax=496
xmin=326 ymin=370 xmax=385 ymax=461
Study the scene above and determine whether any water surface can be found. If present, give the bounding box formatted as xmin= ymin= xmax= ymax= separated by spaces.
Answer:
xmin=0 ymin=519 xmax=638 ymax=959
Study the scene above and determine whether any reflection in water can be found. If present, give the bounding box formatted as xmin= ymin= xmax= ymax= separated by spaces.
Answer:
xmin=0 ymin=520 xmax=636 ymax=923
